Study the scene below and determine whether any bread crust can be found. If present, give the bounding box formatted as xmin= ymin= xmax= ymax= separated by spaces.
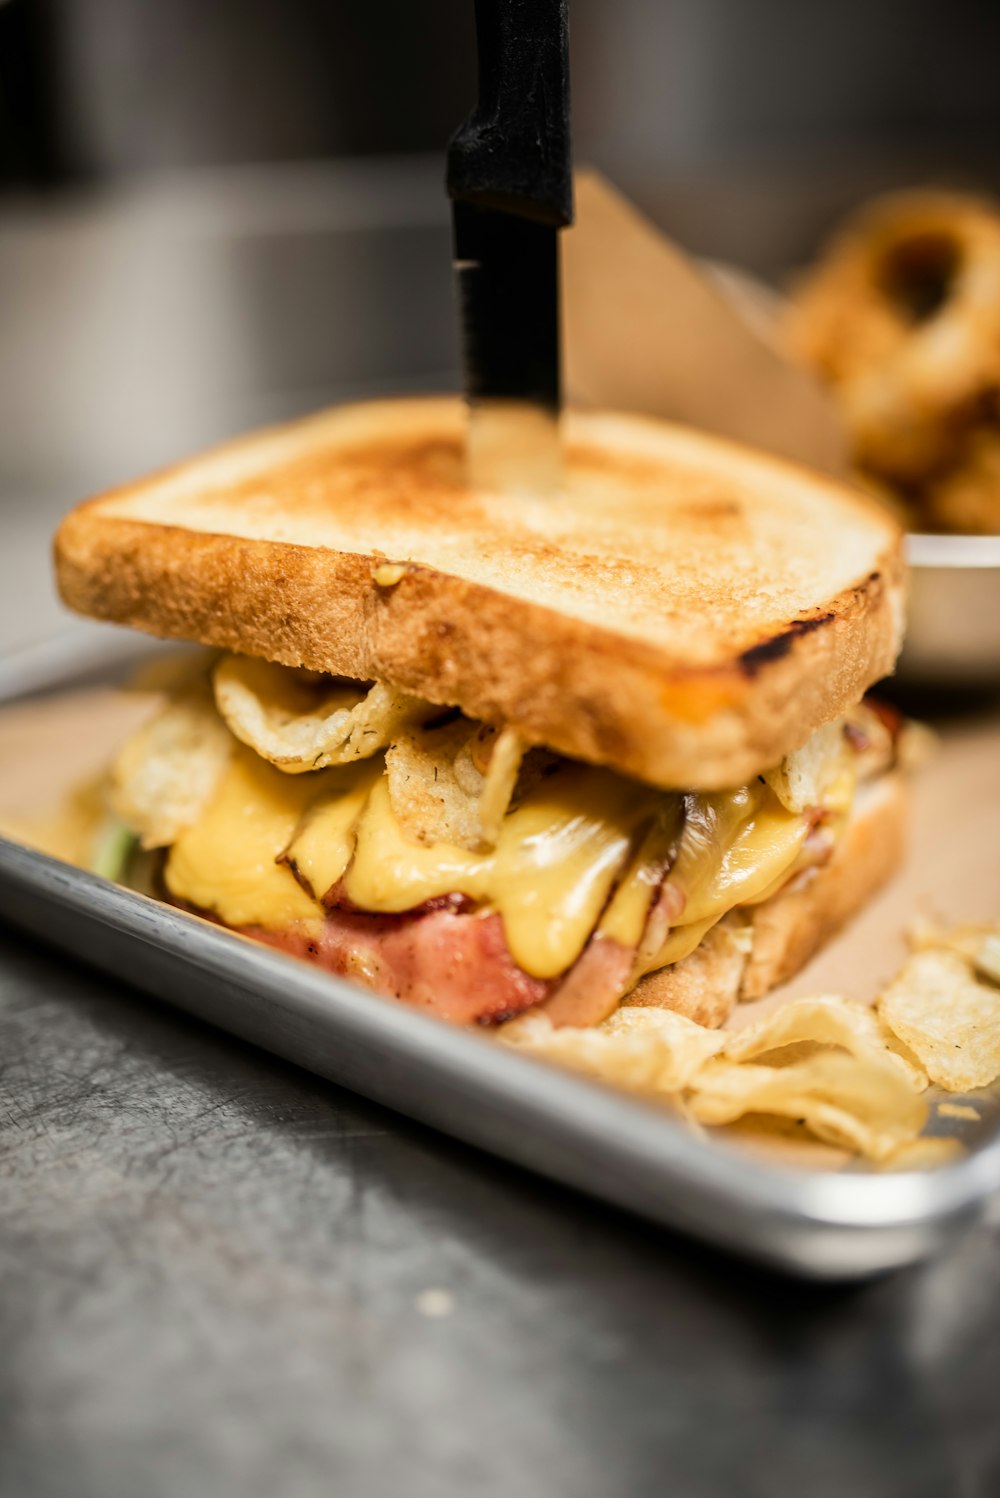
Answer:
xmin=625 ymin=770 xmax=905 ymax=1026
xmin=740 ymin=771 xmax=905 ymax=1000
xmin=54 ymin=398 xmax=905 ymax=791
xmin=624 ymin=918 xmax=749 ymax=1028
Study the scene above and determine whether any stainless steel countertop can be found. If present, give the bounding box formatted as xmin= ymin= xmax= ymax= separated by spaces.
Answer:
xmin=2 ymin=931 xmax=1000 ymax=1497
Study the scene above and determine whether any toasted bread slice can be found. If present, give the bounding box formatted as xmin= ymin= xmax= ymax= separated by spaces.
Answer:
xmin=626 ymin=769 xmax=906 ymax=1026
xmin=55 ymin=398 xmax=904 ymax=790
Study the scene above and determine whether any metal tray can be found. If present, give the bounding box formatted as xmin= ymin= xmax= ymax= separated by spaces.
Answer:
xmin=3 ymin=834 xmax=1000 ymax=1281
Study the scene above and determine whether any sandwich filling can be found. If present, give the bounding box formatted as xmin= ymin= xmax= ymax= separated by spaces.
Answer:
xmin=109 ymin=654 xmax=900 ymax=1027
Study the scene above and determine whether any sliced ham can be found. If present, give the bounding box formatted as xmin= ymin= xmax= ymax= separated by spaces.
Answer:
xmin=244 ymin=905 xmax=636 ymax=1029
xmin=536 ymin=936 xmax=636 ymax=1028
xmin=240 ymin=906 xmax=551 ymax=1025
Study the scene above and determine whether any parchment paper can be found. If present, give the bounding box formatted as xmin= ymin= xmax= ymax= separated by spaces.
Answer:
xmin=563 ymin=170 xmax=848 ymax=475
xmin=1 ymin=688 xmax=997 ymax=1170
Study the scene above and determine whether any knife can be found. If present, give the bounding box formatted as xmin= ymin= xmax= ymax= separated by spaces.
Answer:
xmin=447 ymin=0 xmax=573 ymax=493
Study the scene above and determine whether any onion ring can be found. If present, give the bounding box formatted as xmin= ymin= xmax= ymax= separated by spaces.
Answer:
xmin=788 ymin=191 xmax=1000 ymax=484
xmin=924 ymin=418 xmax=1000 ymax=533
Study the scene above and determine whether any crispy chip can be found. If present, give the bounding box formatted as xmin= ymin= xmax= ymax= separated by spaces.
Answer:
xmin=843 ymin=700 xmax=899 ymax=782
xmin=213 ymin=656 xmax=426 ymax=773
xmin=385 ymin=718 xmax=484 ymax=849
xmin=111 ymin=683 xmax=233 ymax=849
xmin=937 ymin=1102 xmax=980 ymax=1122
xmin=725 ymin=995 xmax=929 ymax=1091
xmin=878 ymin=949 xmax=1000 ymax=1092
xmin=908 ymin=917 xmax=999 ymax=962
xmin=881 ymin=1137 xmax=965 ymax=1172
xmin=503 ymin=995 xmax=929 ymax=1162
xmin=974 ymin=934 xmax=1000 ymax=988
xmin=477 ymin=727 xmax=526 ymax=845
xmin=499 ymin=917 xmax=1000 ymax=1165
xmin=500 ymin=1008 xmax=726 ymax=1093
xmin=687 ymin=1052 xmax=927 ymax=1161
xmin=386 ymin=719 xmax=525 ymax=851
xmin=895 ymin=719 xmax=938 ymax=774
xmin=906 ymin=915 xmax=947 ymax=952
xmin=763 ymin=720 xmax=847 ymax=813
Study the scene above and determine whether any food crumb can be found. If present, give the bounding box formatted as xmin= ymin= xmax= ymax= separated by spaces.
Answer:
xmin=937 ymin=1102 xmax=981 ymax=1122
xmin=415 ymin=1288 xmax=454 ymax=1319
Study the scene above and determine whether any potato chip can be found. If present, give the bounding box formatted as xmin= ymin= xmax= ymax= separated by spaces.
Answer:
xmin=937 ymin=1102 xmax=980 ymax=1122
xmin=763 ymin=719 xmax=849 ymax=814
xmin=213 ymin=655 xmax=426 ymax=773
xmin=500 ymin=1007 xmax=726 ymax=1093
xmin=908 ymin=917 xmax=1000 ymax=963
xmin=477 ymin=727 xmax=526 ymax=845
xmin=843 ymin=700 xmax=898 ymax=782
xmin=502 ymin=995 xmax=929 ymax=1162
xmin=878 ymin=949 xmax=1000 ymax=1092
xmin=895 ymin=719 xmax=938 ymax=774
xmin=881 ymin=1137 xmax=965 ymax=1172
xmin=725 ymin=995 xmax=928 ymax=1091
xmin=687 ymin=1052 xmax=928 ymax=1161
xmin=604 ymin=1006 xmax=729 ymax=1071
xmin=500 ymin=915 xmax=1000 ymax=1165
xmin=906 ymin=915 xmax=948 ymax=952
xmin=111 ymin=683 xmax=233 ymax=849
xmin=974 ymin=934 xmax=1000 ymax=988
xmin=386 ymin=719 xmax=525 ymax=851
xmin=385 ymin=718 xmax=483 ymax=849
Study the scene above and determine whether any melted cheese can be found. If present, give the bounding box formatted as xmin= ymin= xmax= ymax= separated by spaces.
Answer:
xmin=623 ymin=785 xmax=809 ymax=979
xmin=163 ymin=722 xmax=837 ymax=984
xmin=344 ymin=766 xmax=655 ymax=979
xmin=645 ymin=915 xmax=722 ymax=971
xmin=287 ymin=757 xmax=384 ymax=899
xmin=598 ymin=805 xmax=684 ymax=948
xmin=165 ymin=745 xmax=328 ymax=929
xmin=673 ymin=784 xmax=808 ymax=926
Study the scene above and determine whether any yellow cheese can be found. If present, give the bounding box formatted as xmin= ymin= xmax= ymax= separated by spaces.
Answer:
xmin=165 ymin=745 xmax=329 ymax=930
xmin=163 ymin=713 xmax=836 ymax=985
xmin=345 ymin=765 xmax=655 ymax=979
xmin=480 ymin=766 xmax=653 ymax=977
xmin=341 ymin=777 xmax=485 ymax=906
xmin=598 ymin=803 xmax=684 ymax=948
xmin=670 ymin=784 xmax=808 ymax=926
xmin=286 ymin=757 xmax=384 ymax=900
xmin=629 ymin=785 xmax=807 ymax=978
xmin=643 ymin=914 xmax=722 ymax=971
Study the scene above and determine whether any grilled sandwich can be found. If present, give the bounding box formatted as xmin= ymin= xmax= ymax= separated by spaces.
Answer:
xmin=55 ymin=397 xmax=906 ymax=1028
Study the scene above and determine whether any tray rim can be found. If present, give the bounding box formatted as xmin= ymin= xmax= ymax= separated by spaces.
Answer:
xmin=3 ymin=834 xmax=1000 ymax=1280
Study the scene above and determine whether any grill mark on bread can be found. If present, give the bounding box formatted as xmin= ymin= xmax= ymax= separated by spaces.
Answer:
xmin=738 ymin=613 xmax=836 ymax=676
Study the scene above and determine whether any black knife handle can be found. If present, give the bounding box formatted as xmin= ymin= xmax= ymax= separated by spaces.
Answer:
xmin=447 ymin=0 xmax=572 ymax=229
xmin=452 ymin=202 xmax=559 ymax=407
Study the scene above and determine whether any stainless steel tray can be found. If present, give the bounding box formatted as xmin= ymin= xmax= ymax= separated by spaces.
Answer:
xmin=3 ymin=834 xmax=1000 ymax=1281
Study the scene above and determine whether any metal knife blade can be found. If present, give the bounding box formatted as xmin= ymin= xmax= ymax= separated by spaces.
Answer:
xmin=447 ymin=0 xmax=572 ymax=493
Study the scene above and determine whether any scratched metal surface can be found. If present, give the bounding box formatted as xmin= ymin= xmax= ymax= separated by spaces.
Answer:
xmin=1 ymin=928 xmax=1000 ymax=1498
